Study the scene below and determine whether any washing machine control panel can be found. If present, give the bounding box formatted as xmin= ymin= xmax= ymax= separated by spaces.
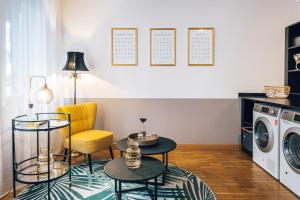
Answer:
xmin=254 ymin=104 xmax=279 ymax=117
xmin=281 ymin=110 xmax=294 ymax=122
xmin=281 ymin=110 xmax=300 ymax=124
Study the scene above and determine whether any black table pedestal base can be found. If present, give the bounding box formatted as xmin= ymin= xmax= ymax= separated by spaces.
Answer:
xmin=114 ymin=178 xmax=158 ymax=200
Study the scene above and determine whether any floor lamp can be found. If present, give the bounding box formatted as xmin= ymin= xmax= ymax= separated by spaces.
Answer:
xmin=63 ymin=52 xmax=89 ymax=105
xmin=63 ymin=52 xmax=89 ymax=158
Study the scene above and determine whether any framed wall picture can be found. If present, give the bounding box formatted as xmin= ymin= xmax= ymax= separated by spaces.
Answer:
xmin=188 ymin=28 xmax=215 ymax=66
xmin=111 ymin=28 xmax=138 ymax=66
xmin=150 ymin=28 xmax=176 ymax=66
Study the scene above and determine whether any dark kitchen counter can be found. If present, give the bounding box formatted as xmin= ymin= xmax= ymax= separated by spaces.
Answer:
xmin=238 ymin=93 xmax=300 ymax=109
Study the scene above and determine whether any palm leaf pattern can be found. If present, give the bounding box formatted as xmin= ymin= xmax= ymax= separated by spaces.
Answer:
xmin=17 ymin=161 xmax=216 ymax=200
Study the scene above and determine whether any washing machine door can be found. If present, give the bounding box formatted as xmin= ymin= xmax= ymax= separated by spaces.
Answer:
xmin=283 ymin=128 xmax=300 ymax=174
xmin=254 ymin=117 xmax=274 ymax=152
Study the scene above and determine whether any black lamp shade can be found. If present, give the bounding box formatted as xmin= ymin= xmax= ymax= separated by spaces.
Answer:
xmin=63 ymin=52 xmax=89 ymax=71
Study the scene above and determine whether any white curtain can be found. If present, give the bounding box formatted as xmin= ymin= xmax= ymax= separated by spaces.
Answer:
xmin=0 ymin=0 xmax=63 ymax=197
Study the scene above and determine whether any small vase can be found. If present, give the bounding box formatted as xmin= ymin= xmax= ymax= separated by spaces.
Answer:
xmin=125 ymin=138 xmax=141 ymax=169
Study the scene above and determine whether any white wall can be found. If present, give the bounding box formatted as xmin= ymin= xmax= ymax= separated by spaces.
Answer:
xmin=62 ymin=0 xmax=299 ymax=99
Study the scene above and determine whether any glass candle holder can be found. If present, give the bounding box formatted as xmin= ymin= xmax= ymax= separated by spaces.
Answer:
xmin=125 ymin=138 xmax=142 ymax=169
xmin=37 ymin=146 xmax=54 ymax=176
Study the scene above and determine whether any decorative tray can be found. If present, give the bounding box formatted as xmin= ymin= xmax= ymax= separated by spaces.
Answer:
xmin=128 ymin=133 xmax=159 ymax=146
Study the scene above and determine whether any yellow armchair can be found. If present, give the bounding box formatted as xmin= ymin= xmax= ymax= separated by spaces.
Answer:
xmin=56 ymin=102 xmax=114 ymax=173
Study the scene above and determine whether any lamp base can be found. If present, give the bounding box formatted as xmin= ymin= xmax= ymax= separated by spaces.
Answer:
xmin=71 ymin=150 xmax=83 ymax=158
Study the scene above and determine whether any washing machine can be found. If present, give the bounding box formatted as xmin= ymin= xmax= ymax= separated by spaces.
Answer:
xmin=253 ymin=103 xmax=281 ymax=179
xmin=280 ymin=109 xmax=300 ymax=197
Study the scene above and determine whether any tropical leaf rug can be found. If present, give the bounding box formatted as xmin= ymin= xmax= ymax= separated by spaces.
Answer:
xmin=17 ymin=160 xmax=216 ymax=200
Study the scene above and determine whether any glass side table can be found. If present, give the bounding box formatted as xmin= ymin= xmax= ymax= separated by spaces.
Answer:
xmin=12 ymin=112 xmax=72 ymax=199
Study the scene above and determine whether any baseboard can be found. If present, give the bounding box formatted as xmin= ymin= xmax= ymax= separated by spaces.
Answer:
xmin=112 ymin=143 xmax=239 ymax=151
xmin=175 ymin=144 xmax=240 ymax=151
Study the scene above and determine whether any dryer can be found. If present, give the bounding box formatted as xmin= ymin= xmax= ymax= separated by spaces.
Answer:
xmin=280 ymin=109 xmax=300 ymax=197
xmin=253 ymin=103 xmax=281 ymax=179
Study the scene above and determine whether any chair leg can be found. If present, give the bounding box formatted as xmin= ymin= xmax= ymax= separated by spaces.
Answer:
xmin=109 ymin=146 xmax=114 ymax=160
xmin=88 ymin=154 xmax=93 ymax=174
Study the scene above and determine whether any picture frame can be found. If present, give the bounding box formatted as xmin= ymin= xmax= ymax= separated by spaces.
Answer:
xmin=150 ymin=28 xmax=176 ymax=66
xmin=188 ymin=28 xmax=215 ymax=66
xmin=111 ymin=28 xmax=138 ymax=66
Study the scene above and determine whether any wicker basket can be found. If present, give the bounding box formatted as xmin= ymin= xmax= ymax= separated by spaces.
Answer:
xmin=264 ymin=86 xmax=290 ymax=98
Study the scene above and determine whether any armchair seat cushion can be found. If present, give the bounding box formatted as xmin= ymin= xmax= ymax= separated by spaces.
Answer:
xmin=64 ymin=130 xmax=113 ymax=154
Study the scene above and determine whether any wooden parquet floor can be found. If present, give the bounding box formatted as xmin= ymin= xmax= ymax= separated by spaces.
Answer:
xmin=2 ymin=144 xmax=299 ymax=200
xmin=169 ymin=145 xmax=299 ymax=200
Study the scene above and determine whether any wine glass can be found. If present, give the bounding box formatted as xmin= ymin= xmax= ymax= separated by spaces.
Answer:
xmin=140 ymin=117 xmax=147 ymax=124
xmin=138 ymin=117 xmax=147 ymax=139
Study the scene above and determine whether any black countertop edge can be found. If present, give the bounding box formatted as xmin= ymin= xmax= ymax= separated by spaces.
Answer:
xmin=238 ymin=92 xmax=300 ymax=109
xmin=238 ymin=93 xmax=265 ymax=97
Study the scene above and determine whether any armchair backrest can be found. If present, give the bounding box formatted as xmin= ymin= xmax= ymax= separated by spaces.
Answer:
xmin=56 ymin=102 xmax=97 ymax=139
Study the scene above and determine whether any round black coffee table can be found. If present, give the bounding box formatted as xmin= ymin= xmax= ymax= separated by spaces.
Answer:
xmin=116 ymin=137 xmax=176 ymax=185
xmin=104 ymin=157 xmax=165 ymax=200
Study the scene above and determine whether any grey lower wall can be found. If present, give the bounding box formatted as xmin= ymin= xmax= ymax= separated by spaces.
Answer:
xmin=65 ymin=98 xmax=240 ymax=144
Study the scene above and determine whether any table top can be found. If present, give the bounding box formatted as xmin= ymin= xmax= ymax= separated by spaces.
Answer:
xmin=116 ymin=137 xmax=176 ymax=155
xmin=104 ymin=157 xmax=165 ymax=182
xmin=13 ymin=113 xmax=70 ymax=132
